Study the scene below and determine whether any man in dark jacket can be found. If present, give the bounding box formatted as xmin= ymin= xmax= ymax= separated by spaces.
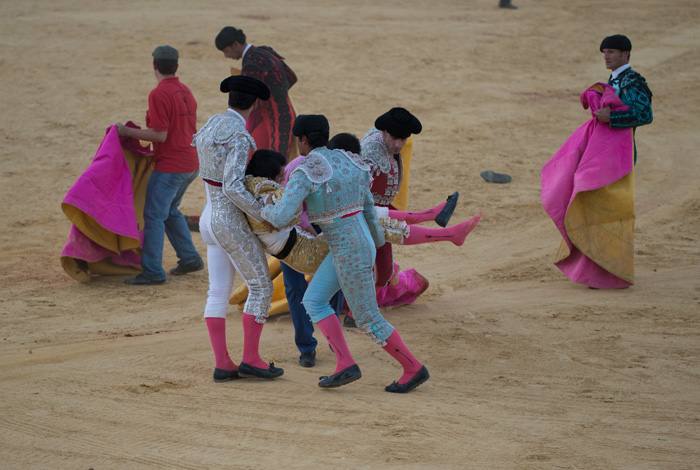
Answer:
xmin=216 ymin=26 xmax=297 ymax=160
xmin=595 ymin=34 xmax=653 ymax=162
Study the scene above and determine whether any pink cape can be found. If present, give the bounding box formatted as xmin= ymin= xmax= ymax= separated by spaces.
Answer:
xmin=541 ymin=84 xmax=634 ymax=288
xmin=61 ymin=125 xmax=150 ymax=268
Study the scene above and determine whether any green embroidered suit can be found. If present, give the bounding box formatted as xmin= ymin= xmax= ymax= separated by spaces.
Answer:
xmin=609 ymin=68 xmax=653 ymax=162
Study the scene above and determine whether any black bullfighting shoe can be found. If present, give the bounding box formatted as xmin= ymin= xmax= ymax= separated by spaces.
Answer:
xmin=384 ymin=365 xmax=430 ymax=393
xmin=435 ymin=192 xmax=459 ymax=227
xmin=298 ymin=351 xmax=316 ymax=368
xmin=213 ymin=368 xmax=241 ymax=382
xmin=238 ymin=362 xmax=284 ymax=379
xmin=318 ymin=364 xmax=362 ymax=388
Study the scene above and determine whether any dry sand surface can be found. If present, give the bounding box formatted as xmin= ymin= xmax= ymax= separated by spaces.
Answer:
xmin=1 ymin=0 xmax=699 ymax=468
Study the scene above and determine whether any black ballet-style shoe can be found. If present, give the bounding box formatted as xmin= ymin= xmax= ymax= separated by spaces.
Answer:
xmin=435 ymin=192 xmax=459 ymax=227
xmin=213 ymin=368 xmax=241 ymax=383
xmin=318 ymin=364 xmax=362 ymax=388
xmin=238 ymin=362 xmax=284 ymax=379
xmin=385 ymin=365 xmax=430 ymax=393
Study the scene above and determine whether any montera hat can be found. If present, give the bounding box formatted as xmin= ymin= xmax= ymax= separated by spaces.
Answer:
xmin=600 ymin=35 xmax=632 ymax=52
xmin=375 ymin=107 xmax=422 ymax=139
xmin=152 ymin=45 xmax=179 ymax=61
xmin=220 ymin=75 xmax=270 ymax=100
xmin=292 ymin=114 xmax=330 ymax=137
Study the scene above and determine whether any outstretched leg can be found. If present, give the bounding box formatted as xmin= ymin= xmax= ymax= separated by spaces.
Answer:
xmin=402 ymin=214 xmax=481 ymax=246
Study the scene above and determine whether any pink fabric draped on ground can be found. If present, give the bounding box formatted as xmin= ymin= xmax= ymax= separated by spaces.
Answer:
xmin=61 ymin=125 xmax=150 ymax=270
xmin=375 ymin=264 xmax=429 ymax=307
xmin=541 ymin=83 xmax=634 ymax=288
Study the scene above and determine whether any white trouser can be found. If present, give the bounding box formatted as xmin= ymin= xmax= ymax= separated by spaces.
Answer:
xmin=200 ymin=193 xmax=235 ymax=318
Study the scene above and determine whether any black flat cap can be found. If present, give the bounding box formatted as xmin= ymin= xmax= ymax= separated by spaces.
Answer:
xmin=375 ymin=107 xmax=422 ymax=139
xmin=220 ymin=75 xmax=270 ymax=100
xmin=215 ymin=26 xmax=246 ymax=50
xmin=292 ymin=114 xmax=329 ymax=137
xmin=600 ymin=34 xmax=632 ymax=52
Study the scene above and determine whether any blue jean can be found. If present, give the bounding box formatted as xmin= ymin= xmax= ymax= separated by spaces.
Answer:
xmin=281 ymin=262 xmax=345 ymax=354
xmin=141 ymin=170 xmax=201 ymax=280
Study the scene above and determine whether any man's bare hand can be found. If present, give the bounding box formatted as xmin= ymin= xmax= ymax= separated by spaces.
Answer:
xmin=594 ymin=107 xmax=611 ymax=123
xmin=116 ymin=123 xmax=130 ymax=137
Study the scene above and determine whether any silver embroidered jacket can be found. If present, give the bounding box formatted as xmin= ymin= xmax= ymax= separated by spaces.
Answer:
xmin=360 ymin=128 xmax=402 ymax=207
xmin=193 ymin=109 xmax=263 ymax=220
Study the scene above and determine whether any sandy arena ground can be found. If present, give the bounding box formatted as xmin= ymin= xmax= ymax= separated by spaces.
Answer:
xmin=1 ymin=0 xmax=699 ymax=468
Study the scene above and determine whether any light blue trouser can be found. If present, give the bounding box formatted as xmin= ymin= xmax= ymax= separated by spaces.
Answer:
xmin=302 ymin=214 xmax=394 ymax=344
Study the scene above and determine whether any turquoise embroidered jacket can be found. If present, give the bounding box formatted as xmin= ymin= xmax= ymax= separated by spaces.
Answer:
xmin=609 ymin=68 xmax=653 ymax=129
xmin=261 ymin=147 xmax=385 ymax=248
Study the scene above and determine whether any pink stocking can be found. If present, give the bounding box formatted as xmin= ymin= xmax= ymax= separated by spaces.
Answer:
xmin=316 ymin=315 xmax=357 ymax=373
xmin=241 ymin=313 xmax=268 ymax=369
xmin=205 ymin=318 xmax=237 ymax=371
xmin=403 ymin=214 xmax=480 ymax=246
xmin=382 ymin=330 xmax=423 ymax=384
xmin=388 ymin=200 xmax=446 ymax=224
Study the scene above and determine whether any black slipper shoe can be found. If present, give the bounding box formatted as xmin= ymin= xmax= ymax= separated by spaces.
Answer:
xmin=435 ymin=192 xmax=459 ymax=227
xmin=318 ymin=364 xmax=362 ymax=388
xmin=213 ymin=368 xmax=241 ymax=382
xmin=385 ymin=365 xmax=430 ymax=393
xmin=480 ymin=170 xmax=512 ymax=184
xmin=238 ymin=362 xmax=284 ymax=379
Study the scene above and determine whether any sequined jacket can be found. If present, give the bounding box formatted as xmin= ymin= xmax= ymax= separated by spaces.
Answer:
xmin=193 ymin=109 xmax=263 ymax=219
xmin=360 ymin=128 xmax=402 ymax=207
xmin=243 ymin=176 xmax=298 ymax=234
xmin=261 ymin=147 xmax=385 ymax=247
xmin=609 ymin=68 xmax=653 ymax=129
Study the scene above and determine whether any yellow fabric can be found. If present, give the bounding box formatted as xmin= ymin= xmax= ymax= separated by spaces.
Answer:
xmin=60 ymin=149 xmax=153 ymax=282
xmin=555 ymin=171 xmax=635 ymax=283
xmin=393 ymin=136 xmax=413 ymax=211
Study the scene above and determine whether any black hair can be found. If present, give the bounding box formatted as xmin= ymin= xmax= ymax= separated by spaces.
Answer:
xmin=246 ymin=149 xmax=287 ymax=180
xmin=328 ymin=132 xmax=361 ymax=154
xmin=215 ymin=26 xmax=246 ymax=50
xmin=228 ymin=91 xmax=257 ymax=110
xmin=305 ymin=130 xmax=329 ymax=149
xmin=153 ymin=59 xmax=178 ymax=75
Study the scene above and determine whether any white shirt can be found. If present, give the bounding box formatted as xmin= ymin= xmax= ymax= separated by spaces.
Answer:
xmin=242 ymin=43 xmax=253 ymax=60
xmin=610 ymin=63 xmax=631 ymax=81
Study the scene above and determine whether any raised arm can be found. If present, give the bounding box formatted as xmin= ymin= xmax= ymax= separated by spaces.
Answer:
xmin=261 ymin=170 xmax=312 ymax=229
xmin=222 ymin=133 xmax=263 ymax=220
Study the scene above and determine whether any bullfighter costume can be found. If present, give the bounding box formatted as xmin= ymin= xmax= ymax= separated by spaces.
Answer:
xmin=194 ymin=75 xmax=283 ymax=381
xmin=261 ymin=117 xmax=429 ymax=393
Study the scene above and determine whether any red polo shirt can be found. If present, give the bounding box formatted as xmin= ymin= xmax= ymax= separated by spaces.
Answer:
xmin=146 ymin=77 xmax=198 ymax=173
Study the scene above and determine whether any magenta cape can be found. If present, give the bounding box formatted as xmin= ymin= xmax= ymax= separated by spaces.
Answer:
xmin=61 ymin=125 xmax=151 ymax=278
xmin=541 ymin=84 xmax=635 ymax=289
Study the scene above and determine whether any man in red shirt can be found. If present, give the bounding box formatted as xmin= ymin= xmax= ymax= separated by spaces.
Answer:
xmin=118 ymin=45 xmax=203 ymax=285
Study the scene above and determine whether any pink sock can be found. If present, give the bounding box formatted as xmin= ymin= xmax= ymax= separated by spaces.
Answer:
xmin=403 ymin=214 xmax=480 ymax=246
xmin=382 ymin=330 xmax=423 ymax=384
xmin=241 ymin=313 xmax=268 ymax=369
xmin=205 ymin=318 xmax=237 ymax=371
xmin=388 ymin=200 xmax=446 ymax=224
xmin=316 ymin=315 xmax=356 ymax=373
